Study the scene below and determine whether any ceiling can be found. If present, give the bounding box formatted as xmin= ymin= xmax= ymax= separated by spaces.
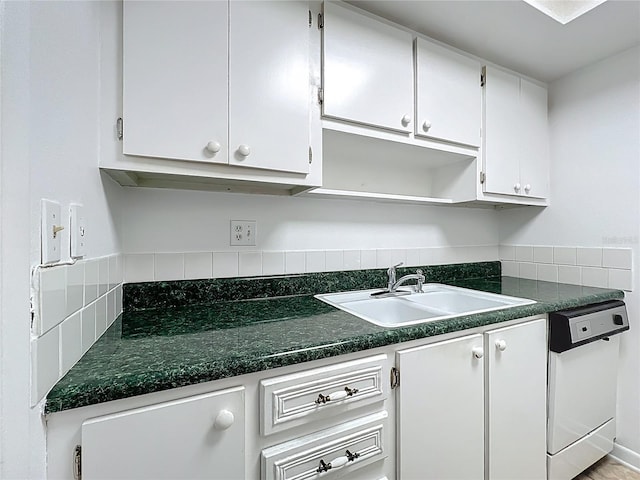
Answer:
xmin=346 ymin=0 xmax=640 ymax=82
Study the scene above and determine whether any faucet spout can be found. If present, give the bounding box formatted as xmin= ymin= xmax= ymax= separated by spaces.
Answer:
xmin=392 ymin=269 xmax=425 ymax=293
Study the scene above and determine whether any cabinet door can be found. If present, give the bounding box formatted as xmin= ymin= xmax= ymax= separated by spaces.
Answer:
xmin=123 ymin=1 xmax=228 ymax=164
xmin=229 ymin=1 xmax=310 ymax=174
xmin=415 ymin=39 xmax=481 ymax=147
xmin=81 ymin=387 xmax=245 ymax=479
xmin=482 ymin=66 xmax=521 ymax=196
xmin=396 ymin=335 xmax=484 ymax=480
xmin=519 ymin=79 xmax=549 ymax=199
xmin=322 ymin=2 xmax=414 ymax=133
xmin=486 ymin=319 xmax=547 ymax=480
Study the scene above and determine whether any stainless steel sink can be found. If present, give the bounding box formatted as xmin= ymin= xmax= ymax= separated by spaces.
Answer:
xmin=315 ymin=284 xmax=535 ymax=328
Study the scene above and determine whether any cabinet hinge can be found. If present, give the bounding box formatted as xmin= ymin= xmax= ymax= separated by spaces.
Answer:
xmin=480 ymin=66 xmax=486 ymax=87
xmin=309 ymin=10 xmax=312 ymax=27
xmin=480 ymin=171 xmax=486 ymax=184
xmin=309 ymin=146 xmax=313 ymax=164
xmin=116 ymin=117 xmax=123 ymax=141
xmin=73 ymin=445 xmax=82 ymax=480
xmin=318 ymin=12 xmax=324 ymax=29
xmin=390 ymin=367 xmax=400 ymax=389
xmin=318 ymin=87 xmax=324 ymax=105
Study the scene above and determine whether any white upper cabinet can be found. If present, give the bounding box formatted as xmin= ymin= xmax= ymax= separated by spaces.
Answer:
xmin=123 ymin=1 xmax=311 ymax=175
xmin=322 ymin=1 xmax=414 ymax=133
xmin=483 ymin=66 xmax=549 ymax=199
xmin=415 ymin=38 xmax=481 ymax=147
xmin=229 ymin=1 xmax=310 ymax=174
xmin=123 ymin=1 xmax=229 ymax=164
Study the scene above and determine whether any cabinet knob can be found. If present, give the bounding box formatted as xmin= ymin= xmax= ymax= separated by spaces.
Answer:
xmin=495 ymin=339 xmax=507 ymax=351
xmin=401 ymin=114 xmax=412 ymax=126
xmin=524 ymin=184 xmax=531 ymax=193
xmin=214 ymin=409 xmax=235 ymax=430
xmin=422 ymin=121 xmax=432 ymax=131
xmin=205 ymin=141 xmax=221 ymax=154
xmin=472 ymin=347 xmax=484 ymax=359
xmin=237 ymin=144 xmax=251 ymax=157
xmin=514 ymin=183 xmax=521 ymax=192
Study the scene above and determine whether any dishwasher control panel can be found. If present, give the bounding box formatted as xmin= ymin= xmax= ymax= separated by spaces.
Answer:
xmin=549 ymin=300 xmax=629 ymax=353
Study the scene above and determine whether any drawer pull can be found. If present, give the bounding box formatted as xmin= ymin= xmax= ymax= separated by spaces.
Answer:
xmin=316 ymin=450 xmax=361 ymax=472
xmin=314 ymin=386 xmax=359 ymax=405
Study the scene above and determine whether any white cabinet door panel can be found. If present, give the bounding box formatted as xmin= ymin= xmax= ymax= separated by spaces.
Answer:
xmin=483 ymin=66 xmax=521 ymax=196
xmin=415 ymin=39 xmax=481 ymax=147
xmin=81 ymin=387 xmax=245 ymax=479
xmin=396 ymin=334 xmax=484 ymax=480
xmin=486 ymin=319 xmax=547 ymax=480
xmin=519 ymin=78 xmax=549 ymax=199
xmin=123 ymin=1 xmax=228 ymax=164
xmin=322 ymin=2 xmax=413 ymax=133
xmin=229 ymin=1 xmax=310 ymax=174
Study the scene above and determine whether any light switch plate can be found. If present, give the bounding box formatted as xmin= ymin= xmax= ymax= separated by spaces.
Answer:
xmin=230 ymin=220 xmax=257 ymax=246
xmin=70 ymin=204 xmax=86 ymax=258
xmin=41 ymin=199 xmax=62 ymax=264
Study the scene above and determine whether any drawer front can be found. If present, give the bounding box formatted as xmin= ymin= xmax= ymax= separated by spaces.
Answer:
xmin=260 ymin=354 xmax=388 ymax=435
xmin=261 ymin=411 xmax=388 ymax=480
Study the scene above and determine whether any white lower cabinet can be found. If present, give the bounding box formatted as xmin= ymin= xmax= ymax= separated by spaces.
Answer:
xmin=47 ymin=318 xmax=547 ymax=480
xmin=396 ymin=317 xmax=547 ymax=479
xmin=80 ymin=386 xmax=245 ymax=480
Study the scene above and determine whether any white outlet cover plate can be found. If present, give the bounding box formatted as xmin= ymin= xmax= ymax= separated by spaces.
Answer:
xmin=70 ymin=204 xmax=86 ymax=258
xmin=41 ymin=199 xmax=62 ymax=264
xmin=230 ymin=220 xmax=257 ymax=246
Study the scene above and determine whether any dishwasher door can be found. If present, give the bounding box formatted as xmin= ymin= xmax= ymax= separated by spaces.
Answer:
xmin=547 ymin=334 xmax=620 ymax=455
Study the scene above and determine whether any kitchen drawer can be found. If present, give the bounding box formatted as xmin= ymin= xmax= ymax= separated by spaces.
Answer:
xmin=260 ymin=354 xmax=388 ymax=435
xmin=261 ymin=411 xmax=388 ymax=480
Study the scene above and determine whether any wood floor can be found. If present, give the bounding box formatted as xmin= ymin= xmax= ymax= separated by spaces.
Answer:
xmin=574 ymin=456 xmax=640 ymax=480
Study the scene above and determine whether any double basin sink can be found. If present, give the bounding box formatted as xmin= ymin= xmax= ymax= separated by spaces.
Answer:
xmin=316 ymin=284 xmax=535 ymax=328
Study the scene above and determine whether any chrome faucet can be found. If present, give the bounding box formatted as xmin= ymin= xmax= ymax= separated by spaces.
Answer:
xmin=372 ymin=263 xmax=425 ymax=297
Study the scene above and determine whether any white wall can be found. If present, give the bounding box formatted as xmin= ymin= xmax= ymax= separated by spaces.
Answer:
xmin=499 ymin=45 xmax=640 ymax=461
xmin=120 ymin=186 xmax=500 ymax=254
xmin=1 ymin=1 xmax=124 ymax=477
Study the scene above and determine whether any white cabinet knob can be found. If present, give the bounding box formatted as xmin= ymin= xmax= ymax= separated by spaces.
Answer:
xmin=423 ymin=121 xmax=432 ymax=131
xmin=205 ymin=141 xmax=221 ymax=154
xmin=524 ymin=184 xmax=531 ymax=193
xmin=401 ymin=114 xmax=412 ymax=126
xmin=237 ymin=144 xmax=251 ymax=157
xmin=514 ymin=183 xmax=521 ymax=192
xmin=495 ymin=339 xmax=507 ymax=351
xmin=472 ymin=347 xmax=484 ymax=359
xmin=214 ymin=410 xmax=235 ymax=430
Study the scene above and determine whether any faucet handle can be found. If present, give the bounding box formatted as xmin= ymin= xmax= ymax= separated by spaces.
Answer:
xmin=415 ymin=269 xmax=425 ymax=293
xmin=388 ymin=262 xmax=403 ymax=272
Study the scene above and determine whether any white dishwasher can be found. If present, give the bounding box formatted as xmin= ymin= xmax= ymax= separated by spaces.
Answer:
xmin=547 ymin=300 xmax=629 ymax=480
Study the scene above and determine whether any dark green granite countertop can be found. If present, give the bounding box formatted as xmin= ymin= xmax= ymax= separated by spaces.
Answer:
xmin=45 ymin=262 xmax=624 ymax=413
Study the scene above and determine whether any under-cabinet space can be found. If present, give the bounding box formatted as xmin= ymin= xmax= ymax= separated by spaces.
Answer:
xmin=311 ymin=129 xmax=477 ymax=204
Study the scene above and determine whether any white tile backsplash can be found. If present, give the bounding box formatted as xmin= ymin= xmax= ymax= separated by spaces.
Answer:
xmin=284 ymin=251 xmax=305 ymax=274
xmin=305 ymin=251 xmax=326 ymax=273
xmin=155 ymin=253 xmax=185 ymax=281
xmin=360 ymin=249 xmax=377 ymax=269
xmin=581 ymin=267 xmax=609 ymax=288
xmin=519 ymin=262 xmax=537 ymax=280
xmin=39 ymin=266 xmax=67 ymax=334
xmin=603 ymin=248 xmax=632 ymax=270
xmin=537 ymin=264 xmax=559 ymax=283
xmin=533 ymin=246 xmax=553 ymax=264
xmin=554 ymin=247 xmax=577 ymax=265
xmin=576 ymin=247 xmax=602 ymax=267
xmin=608 ymin=269 xmax=633 ymax=291
xmin=515 ymin=246 xmax=534 ymax=262
xmin=184 ymin=252 xmax=213 ymax=280
xmin=558 ymin=265 xmax=581 ymax=285
xmin=212 ymin=252 xmax=239 ymax=278
xmin=66 ymin=262 xmax=84 ymax=317
xmin=501 ymin=261 xmax=518 ymax=277
xmin=262 ymin=251 xmax=285 ymax=276
xmin=344 ymin=250 xmax=362 ymax=270
xmin=32 ymin=254 xmax=130 ymax=403
xmin=375 ymin=249 xmax=392 ymax=268
xmin=325 ymin=250 xmax=344 ymax=271
xmin=499 ymin=245 xmax=516 ymax=261
xmin=60 ymin=312 xmax=82 ymax=376
xmin=239 ymin=251 xmax=262 ymax=277
xmin=124 ymin=254 xmax=154 ymax=283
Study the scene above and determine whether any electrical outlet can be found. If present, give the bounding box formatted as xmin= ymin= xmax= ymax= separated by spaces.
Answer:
xmin=41 ymin=199 xmax=63 ymax=264
xmin=70 ymin=204 xmax=86 ymax=258
xmin=230 ymin=220 xmax=257 ymax=246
